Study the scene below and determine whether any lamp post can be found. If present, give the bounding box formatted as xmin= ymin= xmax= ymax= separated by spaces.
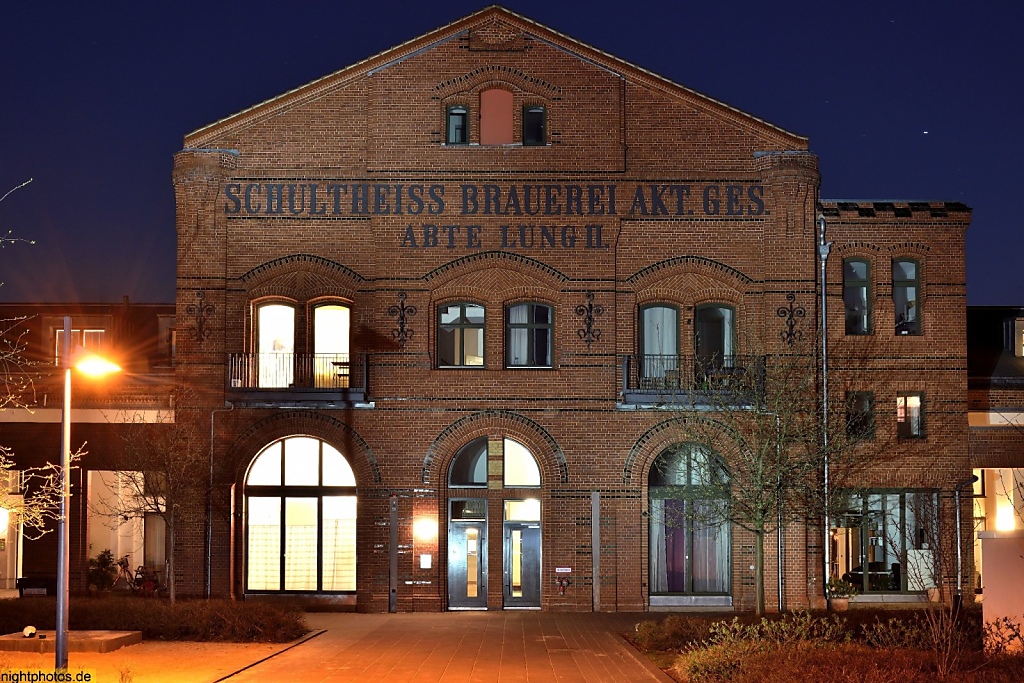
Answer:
xmin=817 ymin=214 xmax=833 ymax=607
xmin=55 ymin=316 xmax=120 ymax=670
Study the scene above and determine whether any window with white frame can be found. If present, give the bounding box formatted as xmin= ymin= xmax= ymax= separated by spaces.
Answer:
xmin=506 ymin=303 xmax=552 ymax=368
xmin=438 ymin=303 xmax=485 ymax=367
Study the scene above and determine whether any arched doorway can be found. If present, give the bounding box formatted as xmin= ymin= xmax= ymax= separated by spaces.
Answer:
xmin=446 ymin=436 xmax=541 ymax=609
xmin=244 ymin=435 xmax=357 ymax=594
xmin=648 ymin=442 xmax=732 ymax=607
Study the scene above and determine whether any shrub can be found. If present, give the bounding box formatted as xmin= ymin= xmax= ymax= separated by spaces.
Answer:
xmin=87 ymin=549 xmax=119 ymax=592
xmin=634 ymin=614 xmax=714 ymax=652
xmin=0 ymin=597 xmax=307 ymax=643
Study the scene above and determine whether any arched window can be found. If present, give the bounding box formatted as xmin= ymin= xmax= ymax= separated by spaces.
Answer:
xmin=447 ymin=437 xmax=541 ymax=488
xmin=648 ymin=443 xmax=730 ymax=595
xmin=246 ymin=436 xmax=357 ymax=593
xmin=449 ymin=437 xmax=488 ymax=487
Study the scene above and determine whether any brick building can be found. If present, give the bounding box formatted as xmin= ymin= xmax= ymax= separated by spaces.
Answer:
xmin=3 ymin=6 xmax=978 ymax=612
xmin=967 ymin=307 xmax=1024 ymax=593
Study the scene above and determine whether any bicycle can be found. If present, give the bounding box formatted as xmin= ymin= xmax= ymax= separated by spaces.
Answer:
xmin=116 ymin=555 xmax=163 ymax=597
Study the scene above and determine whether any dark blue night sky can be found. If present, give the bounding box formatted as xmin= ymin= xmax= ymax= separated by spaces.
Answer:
xmin=2 ymin=1 xmax=1021 ymax=304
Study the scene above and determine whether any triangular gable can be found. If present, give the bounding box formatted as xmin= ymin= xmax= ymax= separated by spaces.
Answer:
xmin=185 ymin=5 xmax=805 ymax=149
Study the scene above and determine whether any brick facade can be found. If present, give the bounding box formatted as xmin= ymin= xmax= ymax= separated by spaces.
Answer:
xmin=159 ymin=7 xmax=974 ymax=612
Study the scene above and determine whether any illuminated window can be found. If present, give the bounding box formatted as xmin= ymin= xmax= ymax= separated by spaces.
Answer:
xmin=897 ymin=392 xmax=924 ymax=439
xmin=257 ymin=303 xmax=295 ymax=388
xmin=844 ymin=258 xmax=871 ymax=335
xmin=245 ymin=436 xmax=357 ymax=593
xmin=831 ymin=490 xmax=937 ymax=593
xmin=313 ymin=304 xmax=351 ymax=388
xmin=447 ymin=437 xmax=540 ymax=488
xmin=503 ymin=438 xmax=540 ymax=487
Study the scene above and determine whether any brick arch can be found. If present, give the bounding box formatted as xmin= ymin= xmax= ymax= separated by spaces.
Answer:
xmin=433 ymin=64 xmax=561 ymax=100
xmin=421 ymin=410 xmax=567 ymax=485
xmin=229 ymin=411 xmax=381 ymax=486
xmin=627 ymin=256 xmax=754 ymax=288
xmin=834 ymin=242 xmax=882 ymax=256
xmin=423 ymin=251 xmax=568 ymax=285
xmin=622 ymin=415 xmax=742 ymax=485
xmin=239 ymin=253 xmax=365 ymax=300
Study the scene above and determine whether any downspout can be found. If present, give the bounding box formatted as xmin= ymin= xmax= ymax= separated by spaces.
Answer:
xmin=817 ymin=214 xmax=833 ymax=606
xmin=775 ymin=413 xmax=784 ymax=612
xmin=206 ymin=402 xmax=234 ymax=599
xmin=954 ymin=475 xmax=978 ymax=612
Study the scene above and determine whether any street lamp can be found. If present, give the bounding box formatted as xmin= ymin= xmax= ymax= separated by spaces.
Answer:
xmin=55 ymin=316 xmax=120 ymax=670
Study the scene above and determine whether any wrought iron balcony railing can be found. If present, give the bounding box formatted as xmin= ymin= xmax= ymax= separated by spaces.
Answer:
xmin=226 ymin=353 xmax=367 ymax=402
xmin=621 ymin=354 xmax=764 ymax=406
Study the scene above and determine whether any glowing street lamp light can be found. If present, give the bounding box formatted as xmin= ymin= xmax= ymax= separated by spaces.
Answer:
xmin=55 ymin=316 xmax=120 ymax=670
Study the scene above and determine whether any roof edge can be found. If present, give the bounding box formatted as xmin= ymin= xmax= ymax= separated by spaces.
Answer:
xmin=184 ymin=5 xmax=807 ymax=149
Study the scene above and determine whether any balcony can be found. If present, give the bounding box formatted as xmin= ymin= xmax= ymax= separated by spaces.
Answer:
xmin=621 ymin=354 xmax=764 ymax=407
xmin=226 ymin=353 xmax=368 ymax=405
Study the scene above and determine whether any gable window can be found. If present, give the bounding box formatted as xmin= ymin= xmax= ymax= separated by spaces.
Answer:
xmin=845 ymin=391 xmax=875 ymax=440
xmin=446 ymin=106 xmax=468 ymax=145
xmin=522 ymin=106 xmax=546 ymax=146
xmin=480 ymin=88 xmax=513 ymax=145
xmin=439 ymin=303 xmax=485 ymax=367
xmin=893 ymin=259 xmax=920 ymax=335
xmin=897 ymin=392 xmax=924 ymax=439
xmin=506 ymin=303 xmax=552 ymax=368
xmin=843 ymin=258 xmax=871 ymax=335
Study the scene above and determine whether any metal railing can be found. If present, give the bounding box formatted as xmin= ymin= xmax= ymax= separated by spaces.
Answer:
xmin=622 ymin=354 xmax=764 ymax=402
xmin=227 ymin=353 xmax=365 ymax=391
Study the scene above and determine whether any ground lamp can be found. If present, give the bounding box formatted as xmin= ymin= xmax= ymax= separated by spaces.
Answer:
xmin=55 ymin=316 xmax=120 ymax=669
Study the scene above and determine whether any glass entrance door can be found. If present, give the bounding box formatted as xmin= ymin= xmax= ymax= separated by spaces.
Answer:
xmin=448 ymin=499 xmax=487 ymax=609
xmin=448 ymin=521 xmax=487 ymax=608
xmin=503 ymin=523 xmax=541 ymax=607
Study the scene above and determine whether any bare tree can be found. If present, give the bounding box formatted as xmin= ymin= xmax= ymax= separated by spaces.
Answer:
xmin=90 ymin=387 xmax=206 ymax=602
xmin=649 ymin=336 xmax=892 ymax=615
xmin=0 ymin=177 xmax=69 ymax=541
